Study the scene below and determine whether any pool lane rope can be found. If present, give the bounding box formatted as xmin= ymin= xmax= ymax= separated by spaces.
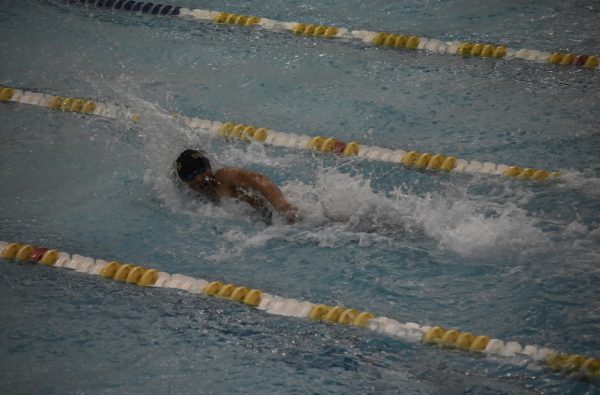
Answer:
xmin=0 ymin=84 xmax=563 ymax=181
xmin=67 ymin=1 xmax=600 ymax=71
xmin=0 ymin=84 xmax=140 ymax=122
xmin=1 ymin=239 xmax=598 ymax=379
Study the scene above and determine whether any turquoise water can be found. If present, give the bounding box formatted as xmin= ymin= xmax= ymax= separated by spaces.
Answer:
xmin=1 ymin=1 xmax=600 ymax=393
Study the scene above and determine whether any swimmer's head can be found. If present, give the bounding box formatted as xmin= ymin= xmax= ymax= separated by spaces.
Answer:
xmin=175 ymin=149 xmax=212 ymax=182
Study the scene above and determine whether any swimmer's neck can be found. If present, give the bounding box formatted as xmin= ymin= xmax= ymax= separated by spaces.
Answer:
xmin=187 ymin=171 xmax=219 ymax=196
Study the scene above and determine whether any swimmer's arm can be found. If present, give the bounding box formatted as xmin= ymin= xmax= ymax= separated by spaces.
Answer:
xmin=230 ymin=170 xmax=298 ymax=222
xmin=236 ymin=192 xmax=268 ymax=211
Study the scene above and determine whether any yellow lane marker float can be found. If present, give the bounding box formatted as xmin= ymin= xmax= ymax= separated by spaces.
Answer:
xmin=1 ymin=239 xmax=598 ymax=380
xmin=1 ymin=84 xmax=561 ymax=181
xmin=214 ymin=12 xmax=261 ymax=27
xmin=187 ymin=119 xmax=561 ymax=181
xmin=70 ymin=2 xmax=600 ymax=71
xmin=0 ymin=84 xmax=140 ymax=122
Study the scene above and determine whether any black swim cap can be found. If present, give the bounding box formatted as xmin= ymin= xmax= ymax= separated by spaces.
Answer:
xmin=175 ymin=149 xmax=212 ymax=182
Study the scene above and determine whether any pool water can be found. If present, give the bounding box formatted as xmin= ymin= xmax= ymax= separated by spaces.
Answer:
xmin=1 ymin=1 xmax=600 ymax=394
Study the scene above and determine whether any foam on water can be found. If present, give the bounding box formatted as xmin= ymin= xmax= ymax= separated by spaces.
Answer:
xmin=289 ymin=169 xmax=554 ymax=259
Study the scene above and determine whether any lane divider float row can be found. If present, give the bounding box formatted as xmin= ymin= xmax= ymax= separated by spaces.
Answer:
xmin=1 ymin=84 xmax=561 ymax=181
xmin=208 ymin=119 xmax=559 ymax=180
xmin=70 ymin=1 xmax=600 ymax=71
xmin=0 ymin=85 xmax=140 ymax=122
xmin=1 ymin=239 xmax=598 ymax=379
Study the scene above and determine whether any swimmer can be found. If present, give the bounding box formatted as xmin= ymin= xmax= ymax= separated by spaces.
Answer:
xmin=175 ymin=149 xmax=299 ymax=223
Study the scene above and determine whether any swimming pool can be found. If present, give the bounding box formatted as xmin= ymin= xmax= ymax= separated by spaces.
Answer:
xmin=1 ymin=1 xmax=600 ymax=393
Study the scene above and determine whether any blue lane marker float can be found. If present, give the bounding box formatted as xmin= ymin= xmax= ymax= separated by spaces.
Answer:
xmin=71 ymin=0 xmax=181 ymax=15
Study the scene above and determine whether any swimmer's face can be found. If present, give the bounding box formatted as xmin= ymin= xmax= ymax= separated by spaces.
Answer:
xmin=187 ymin=171 xmax=214 ymax=194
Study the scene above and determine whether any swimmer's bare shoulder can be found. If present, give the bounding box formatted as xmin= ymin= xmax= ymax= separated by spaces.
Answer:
xmin=215 ymin=167 xmax=299 ymax=223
